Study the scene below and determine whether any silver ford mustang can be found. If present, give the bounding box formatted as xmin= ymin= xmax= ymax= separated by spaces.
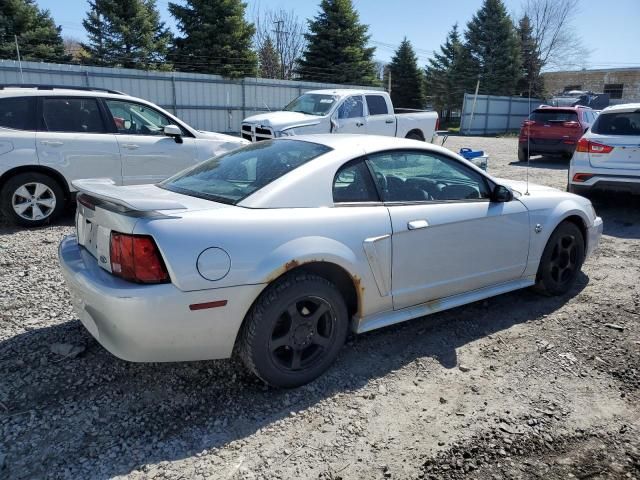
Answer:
xmin=59 ymin=135 xmax=603 ymax=387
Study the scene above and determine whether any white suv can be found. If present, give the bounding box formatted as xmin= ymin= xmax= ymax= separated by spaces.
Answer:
xmin=569 ymin=103 xmax=640 ymax=196
xmin=0 ymin=85 xmax=248 ymax=226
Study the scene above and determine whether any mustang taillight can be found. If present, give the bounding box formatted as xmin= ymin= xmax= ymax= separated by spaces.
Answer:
xmin=109 ymin=232 xmax=169 ymax=284
xmin=576 ymin=138 xmax=614 ymax=154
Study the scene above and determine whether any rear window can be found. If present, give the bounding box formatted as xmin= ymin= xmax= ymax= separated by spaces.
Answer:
xmin=160 ymin=140 xmax=331 ymax=204
xmin=592 ymin=111 xmax=640 ymax=136
xmin=366 ymin=95 xmax=389 ymax=115
xmin=530 ymin=110 xmax=578 ymax=123
xmin=0 ymin=97 xmax=35 ymax=130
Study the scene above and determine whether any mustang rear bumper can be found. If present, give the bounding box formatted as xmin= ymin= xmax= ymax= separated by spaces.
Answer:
xmin=58 ymin=235 xmax=265 ymax=362
xmin=586 ymin=216 xmax=603 ymax=259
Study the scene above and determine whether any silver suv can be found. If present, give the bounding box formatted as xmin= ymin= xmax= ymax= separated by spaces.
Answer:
xmin=0 ymin=85 xmax=247 ymax=226
xmin=568 ymin=103 xmax=640 ymax=196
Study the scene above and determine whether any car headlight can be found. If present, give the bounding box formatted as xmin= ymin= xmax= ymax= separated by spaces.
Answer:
xmin=275 ymin=128 xmax=295 ymax=137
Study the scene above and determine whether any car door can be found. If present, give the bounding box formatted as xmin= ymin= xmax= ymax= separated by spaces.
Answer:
xmin=333 ymin=95 xmax=366 ymax=134
xmin=102 ymin=99 xmax=196 ymax=185
xmin=366 ymin=149 xmax=530 ymax=310
xmin=0 ymin=96 xmax=38 ymax=170
xmin=36 ymin=96 xmax=121 ymax=184
xmin=365 ymin=94 xmax=396 ymax=136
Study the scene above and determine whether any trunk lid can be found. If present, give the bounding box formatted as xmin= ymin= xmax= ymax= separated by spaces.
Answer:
xmin=587 ymin=109 xmax=640 ymax=170
xmin=72 ymin=179 xmax=232 ymax=272
xmin=526 ymin=109 xmax=582 ymax=145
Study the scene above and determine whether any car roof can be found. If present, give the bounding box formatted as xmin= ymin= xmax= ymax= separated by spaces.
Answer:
xmin=535 ymin=105 xmax=591 ymax=111
xmin=0 ymin=86 xmax=146 ymax=103
xmin=286 ymin=134 xmax=436 ymax=152
xmin=599 ymin=103 xmax=640 ymax=113
xmin=304 ymin=89 xmax=387 ymax=97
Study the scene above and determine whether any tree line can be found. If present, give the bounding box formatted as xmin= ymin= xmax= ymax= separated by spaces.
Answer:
xmin=1 ymin=0 xmax=582 ymax=112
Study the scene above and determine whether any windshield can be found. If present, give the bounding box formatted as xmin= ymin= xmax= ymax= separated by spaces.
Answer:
xmin=160 ymin=140 xmax=331 ymax=204
xmin=592 ymin=111 xmax=640 ymax=136
xmin=283 ymin=94 xmax=337 ymax=116
xmin=530 ymin=110 xmax=578 ymax=123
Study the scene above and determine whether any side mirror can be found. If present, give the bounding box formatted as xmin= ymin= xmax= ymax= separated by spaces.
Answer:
xmin=164 ymin=124 xmax=183 ymax=143
xmin=330 ymin=117 xmax=339 ymax=133
xmin=491 ymin=184 xmax=513 ymax=203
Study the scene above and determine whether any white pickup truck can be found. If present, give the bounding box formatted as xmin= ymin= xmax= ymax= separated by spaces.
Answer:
xmin=241 ymin=89 xmax=439 ymax=142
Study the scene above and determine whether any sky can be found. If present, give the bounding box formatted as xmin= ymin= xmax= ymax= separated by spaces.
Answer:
xmin=38 ymin=0 xmax=640 ymax=70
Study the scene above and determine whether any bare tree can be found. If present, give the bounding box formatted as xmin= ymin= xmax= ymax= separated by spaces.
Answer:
xmin=254 ymin=7 xmax=306 ymax=80
xmin=62 ymin=36 xmax=87 ymax=63
xmin=523 ymin=0 xmax=591 ymax=70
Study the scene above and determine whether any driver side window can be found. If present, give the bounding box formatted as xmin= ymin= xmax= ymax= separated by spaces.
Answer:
xmin=104 ymin=100 xmax=183 ymax=136
xmin=367 ymin=150 xmax=491 ymax=202
xmin=337 ymin=96 xmax=364 ymax=119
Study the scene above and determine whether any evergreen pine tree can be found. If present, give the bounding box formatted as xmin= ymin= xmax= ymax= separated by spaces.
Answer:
xmin=388 ymin=38 xmax=424 ymax=109
xmin=516 ymin=14 xmax=544 ymax=98
xmin=259 ymin=37 xmax=281 ymax=79
xmin=425 ymin=24 xmax=478 ymax=122
xmin=0 ymin=0 xmax=68 ymax=62
xmin=464 ymin=0 xmax=521 ymax=96
xmin=169 ymin=0 xmax=257 ymax=78
xmin=297 ymin=0 xmax=377 ymax=85
xmin=82 ymin=0 xmax=171 ymax=70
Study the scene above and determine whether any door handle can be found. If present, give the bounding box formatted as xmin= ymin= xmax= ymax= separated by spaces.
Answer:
xmin=41 ymin=140 xmax=63 ymax=146
xmin=356 ymin=122 xmax=364 ymax=127
xmin=385 ymin=119 xmax=395 ymax=124
xmin=121 ymin=144 xmax=139 ymax=150
xmin=407 ymin=220 xmax=429 ymax=230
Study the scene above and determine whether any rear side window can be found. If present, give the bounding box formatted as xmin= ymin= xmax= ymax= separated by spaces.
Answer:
xmin=333 ymin=159 xmax=379 ymax=203
xmin=530 ymin=110 xmax=578 ymax=123
xmin=592 ymin=111 xmax=640 ymax=136
xmin=42 ymin=98 xmax=106 ymax=133
xmin=366 ymin=95 xmax=389 ymax=115
xmin=160 ymin=139 xmax=331 ymax=204
xmin=0 ymin=97 xmax=36 ymax=130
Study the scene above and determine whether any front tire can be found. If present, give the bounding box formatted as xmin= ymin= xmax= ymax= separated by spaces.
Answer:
xmin=534 ymin=221 xmax=585 ymax=296
xmin=0 ymin=173 xmax=65 ymax=227
xmin=239 ymin=272 xmax=349 ymax=388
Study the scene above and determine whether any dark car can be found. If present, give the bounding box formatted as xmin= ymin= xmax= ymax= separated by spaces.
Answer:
xmin=518 ymin=106 xmax=597 ymax=162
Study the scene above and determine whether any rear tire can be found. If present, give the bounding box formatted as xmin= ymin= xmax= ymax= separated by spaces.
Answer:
xmin=518 ymin=147 xmax=528 ymax=162
xmin=239 ymin=272 xmax=349 ymax=388
xmin=0 ymin=172 xmax=65 ymax=227
xmin=406 ymin=131 xmax=424 ymax=141
xmin=534 ymin=221 xmax=585 ymax=296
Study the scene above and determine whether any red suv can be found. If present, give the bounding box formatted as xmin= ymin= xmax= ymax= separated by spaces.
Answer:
xmin=518 ymin=106 xmax=597 ymax=161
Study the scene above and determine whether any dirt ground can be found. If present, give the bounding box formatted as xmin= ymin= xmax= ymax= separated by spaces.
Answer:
xmin=1 ymin=136 xmax=639 ymax=480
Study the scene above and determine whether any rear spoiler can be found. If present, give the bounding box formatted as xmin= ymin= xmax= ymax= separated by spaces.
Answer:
xmin=72 ymin=179 xmax=187 ymax=211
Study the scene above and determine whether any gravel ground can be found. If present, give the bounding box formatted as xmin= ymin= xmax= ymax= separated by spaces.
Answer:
xmin=1 ymin=136 xmax=639 ymax=480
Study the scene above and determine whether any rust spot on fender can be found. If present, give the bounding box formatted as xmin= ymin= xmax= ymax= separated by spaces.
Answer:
xmin=284 ymin=259 xmax=300 ymax=271
xmin=352 ymin=275 xmax=365 ymax=318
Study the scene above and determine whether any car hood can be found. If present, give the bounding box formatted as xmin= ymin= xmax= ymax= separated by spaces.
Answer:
xmin=196 ymin=130 xmax=250 ymax=145
xmin=242 ymin=111 xmax=322 ymax=130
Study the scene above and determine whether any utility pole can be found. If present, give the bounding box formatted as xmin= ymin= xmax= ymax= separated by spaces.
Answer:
xmin=273 ymin=19 xmax=287 ymax=80
xmin=387 ymin=69 xmax=391 ymax=94
xmin=14 ymin=35 xmax=24 ymax=84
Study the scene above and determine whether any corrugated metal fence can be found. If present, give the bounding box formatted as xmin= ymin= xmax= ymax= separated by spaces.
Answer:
xmin=460 ymin=93 xmax=542 ymax=135
xmin=0 ymin=60 xmax=381 ymax=134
